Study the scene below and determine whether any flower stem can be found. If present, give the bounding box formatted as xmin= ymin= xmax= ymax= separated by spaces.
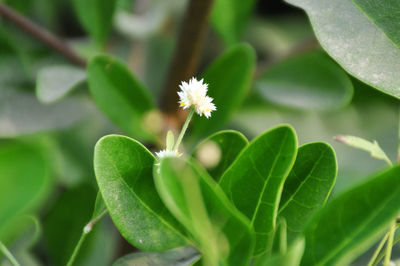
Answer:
xmin=0 ymin=241 xmax=20 ymax=266
xmin=174 ymin=108 xmax=195 ymax=151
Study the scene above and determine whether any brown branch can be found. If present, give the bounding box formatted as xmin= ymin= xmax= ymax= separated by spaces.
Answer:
xmin=159 ymin=0 xmax=215 ymax=114
xmin=0 ymin=3 xmax=87 ymax=67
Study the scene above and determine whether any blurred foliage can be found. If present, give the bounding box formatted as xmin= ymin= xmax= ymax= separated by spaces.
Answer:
xmin=0 ymin=0 xmax=399 ymax=265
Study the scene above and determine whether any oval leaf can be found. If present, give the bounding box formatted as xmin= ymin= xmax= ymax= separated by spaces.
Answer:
xmin=352 ymin=0 xmax=400 ymax=49
xmin=219 ymin=125 xmax=298 ymax=255
xmin=191 ymin=44 xmax=256 ymax=138
xmin=285 ymin=0 xmax=400 ymax=99
xmin=255 ymin=51 xmax=354 ymax=110
xmin=0 ymin=141 xmax=51 ymax=241
xmin=278 ymin=142 xmax=337 ymax=242
xmin=0 ymin=88 xmax=90 ymax=138
xmin=94 ymin=135 xmax=186 ymax=251
xmin=192 ymin=130 xmax=248 ymax=181
xmin=36 ymin=65 xmax=86 ymax=103
xmin=301 ymin=165 xmax=400 ymax=265
xmin=87 ymin=56 xmax=155 ymax=140
xmin=72 ymin=0 xmax=117 ymax=45
xmin=155 ymin=157 xmax=255 ymax=266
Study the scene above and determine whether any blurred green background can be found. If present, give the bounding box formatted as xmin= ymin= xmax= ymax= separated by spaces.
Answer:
xmin=0 ymin=0 xmax=398 ymax=265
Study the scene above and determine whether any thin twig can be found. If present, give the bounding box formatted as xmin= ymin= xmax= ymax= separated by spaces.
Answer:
xmin=0 ymin=3 xmax=87 ymax=67
xmin=159 ymin=0 xmax=215 ymax=114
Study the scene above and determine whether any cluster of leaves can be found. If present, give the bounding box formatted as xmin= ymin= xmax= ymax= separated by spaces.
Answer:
xmin=94 ymin=125 xmax=400 ymax=265
xmin=1 ymin=0 xmax=400 ymax=265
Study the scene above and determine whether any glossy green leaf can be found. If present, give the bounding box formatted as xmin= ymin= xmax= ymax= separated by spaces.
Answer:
xmin=301 ymin=165 xmax=400 ymax=266
xmin=155 ymin=157 xmax=255 ymax=266
xmin=113 ymin=246 xmax=199 ymax=266
xmin=352 ymin=0 xmax=400 ymax=48
xmin=285 ymin=0 xmax=400 ymax=99
xmin=71 ymin=0 xmax=117 ymax=45
xmin=192 ymin=130 xmax=248 ymax=182
xmin=0 ymin=141 xmax=51 ymax=241
xmin=255 ymin=237 xmax=305 ymax=266
xmin=255 ymin=51 xmax=354 ymax=110
xmin=334 ymin=135 xmax=392 ymax=166
xmin=219 ymin=125 xmax=297 ymax=255
xmin=278 ymin=142 xmax=337 ymax=242
xmin=211 ymin=0 xmax=256 ymax=45
xmin=36 ymin=65 xmax=86 ymax=103
xmin=87 ymin=55 xmax=155 ymax=140
xmin=94 ymin=135 xmax=186 ymax=251
xmin=191 ymin=44 xmax=255 ymax=138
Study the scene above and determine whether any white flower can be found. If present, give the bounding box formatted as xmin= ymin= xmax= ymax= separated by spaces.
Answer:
xmin=178 ymin=77 xmax=216 ymax=118
xmin=155 ymin=149 xmax=181 ymax=159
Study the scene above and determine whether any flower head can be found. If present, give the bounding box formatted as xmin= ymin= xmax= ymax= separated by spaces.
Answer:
xmin=155 ymin=149 xmax=181 ymax=159
xmin=178 ymin=77 xmax=216 ymax=118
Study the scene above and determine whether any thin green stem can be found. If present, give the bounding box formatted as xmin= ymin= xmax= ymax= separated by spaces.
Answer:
xmin=66 ymin=210 xmax=107 ymax=266
xmin=0 ymin=241 xmax=20 ymax=266
xmin=368 ymin=232 xmax=389 ymax=266
xmin=173 ymin=108 xmax=195 ymax=151
xmin=66 ymin=232 xmax=88 ymax=266
xmin=383 ymin=223 xmax=396 ymax=266
xmin=374 ymin=234 xmax=400 ymax=266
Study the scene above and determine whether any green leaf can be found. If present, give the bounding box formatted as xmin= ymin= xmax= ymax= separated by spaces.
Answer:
xmin=334 ymin=135 xmax=392 ymax=166
xmin=71 ymin=0 xmax=117 ymax=45
xmin=87 ymin=55 xmax=155 ymax=141
xmin=278 ymin=142 xmax=337 ymax=242
xmin=301 ymin=165 xmax=400 ymax=265
xmin=155 ymin=157 xmax=255 ymax=266
xmin=0 ymin=141 xmax=52 ymax=241
xmin=191 ymin=44 xmax=256 ymax=138
xmin=254 ymin=237 xmax=305 ymax=266
xmin=113 ymin=246 xmax=199 ymax=266
xmin=0 ymin=88 xmax=90 ymax=138
xmin=211 ymin=0 xmax=256 ymax=45
xmin=255 ymin=51 xmax=354 ymax=110
xmin=352 ymin=0 xmax=400 ymax=49
xmin=192 ymin=130 xmax=248 ymax=182
xmin=219 ymin=125 xmax=298 ymax=255
xmin=94 ymin=135 xmax=186 ymax=251
xmin=36 ymin=65 xmax=86 ymax=103
xmin=285 ymin=0 xmax=400 ymax=99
